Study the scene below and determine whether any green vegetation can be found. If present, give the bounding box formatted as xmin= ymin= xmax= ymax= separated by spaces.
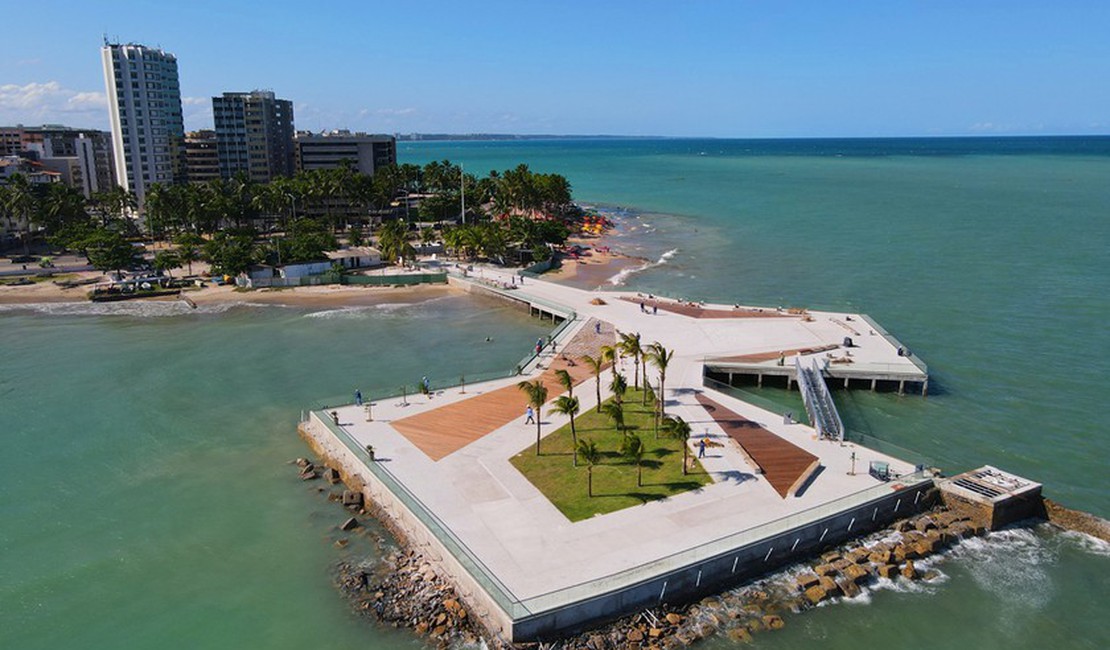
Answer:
xmin=510 ymin=389 xmax=712 ymax=521
xmin=1 ymin=157 xmax=580 ymax=277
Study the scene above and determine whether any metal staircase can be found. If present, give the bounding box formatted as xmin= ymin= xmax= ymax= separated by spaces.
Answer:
xmin=795 ymin=356 xmax=844 ymax=441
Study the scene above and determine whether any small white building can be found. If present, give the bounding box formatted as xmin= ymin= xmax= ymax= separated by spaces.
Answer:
xmin=326 ymin=246 xmax=382 ymax=269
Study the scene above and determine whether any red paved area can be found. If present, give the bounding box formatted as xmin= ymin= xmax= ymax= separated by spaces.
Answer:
xmin=392 ymin=319 xmax=613 ymax=461
xmin=696 ymin=393 xmax=820 ymax=498
xmin=710 ymin=344 xmax=839 ymax=363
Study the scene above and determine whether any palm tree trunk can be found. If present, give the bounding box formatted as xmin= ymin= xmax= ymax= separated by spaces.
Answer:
xmin=637 ymin=461 xmax=642 ymax=487
xmin=587 ymin=467 xmax=593 ymax=497
xmin=571 ymin=418 xmax=578 ymax=467
xmin=595 ymin=376 xmax=601 ymax=413
xmin=682 ymin=445 xmax=688 ymax=476
xmin=535 ymin=419 xmax=541 ymax=455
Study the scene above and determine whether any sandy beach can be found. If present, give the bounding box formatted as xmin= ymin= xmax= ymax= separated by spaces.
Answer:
xmin=0 ymin=271 xmax=457 ymax=308
xmin=544 ymin=237 xmax=648 ymax=289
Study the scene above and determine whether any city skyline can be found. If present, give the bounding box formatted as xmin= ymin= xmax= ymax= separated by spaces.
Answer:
xmin=1 ymin=1 xmax=1109 ymax=138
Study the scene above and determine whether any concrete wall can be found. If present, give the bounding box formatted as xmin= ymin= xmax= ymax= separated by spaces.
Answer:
xmin=513 ymin=480 xmax=937 ymax=640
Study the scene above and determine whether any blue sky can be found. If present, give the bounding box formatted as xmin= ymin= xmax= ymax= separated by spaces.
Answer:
xmin=2 ymin=1 xmax=1108 ymax=137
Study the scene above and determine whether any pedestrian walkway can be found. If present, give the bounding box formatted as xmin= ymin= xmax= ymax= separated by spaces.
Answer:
xmin=696 ymin=393 xmax=820 ymax=498
xmin=392 ymin=319 xmax=613 ymax=460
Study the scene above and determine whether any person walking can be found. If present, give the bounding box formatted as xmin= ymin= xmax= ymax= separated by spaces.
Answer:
xmin=355 ymin=389 xmax=363 ymax=406
xmin=698 ymin=437 xmax=707 ymax=459
xmin=525 ymin=405 xmax=536 ymax=424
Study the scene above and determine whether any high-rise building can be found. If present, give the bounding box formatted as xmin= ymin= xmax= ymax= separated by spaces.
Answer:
xmin=101 ymin=41 xmax=186 ymax=208
xmin=212 ymin=90 xmax=295 ymax=183
xmin=184 ymin=130 xmax=220 ymax=184
xmin=0 ymin=125 xmax=115 ymax=197
xmin=293 ymin=130 xmax=396 ymax=175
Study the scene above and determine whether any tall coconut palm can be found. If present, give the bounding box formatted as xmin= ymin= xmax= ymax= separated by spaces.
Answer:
xmin=647 ymin=342 xmax=674 ymax=418
xmin=600 ymin=344 xmax=620 ymax=383
xmin=619 ymin=331 xmax=643 ymax=392
xmin=580 ymin=354 xmax=603 ymax=412
xmin=600 ymin=401 xmax=625 ymax=437
xmin=577 ymin=438 xmax=601 ymax=497
xmin=550 ymin=395 xmax=581 ymax=466
xmin=554 ymin=368 xmax=574 ymax=397
xmin=2 ymin=174 xmax=39 ymax=254
xmin=663 ymin=415 xmax=692 ymax=475
xmin=622 ymin=434 xmax=645 ymax=487
xmin=517 ymin=379 xmax=548 ymax=455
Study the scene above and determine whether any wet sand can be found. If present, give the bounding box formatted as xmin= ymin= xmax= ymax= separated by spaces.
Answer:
xmin=544 ymin=237 xmax=649 ymax=290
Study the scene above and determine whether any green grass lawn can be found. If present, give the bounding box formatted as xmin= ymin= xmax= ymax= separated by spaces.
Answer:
xmin=510 ymin=387 xmax=713 ymax=521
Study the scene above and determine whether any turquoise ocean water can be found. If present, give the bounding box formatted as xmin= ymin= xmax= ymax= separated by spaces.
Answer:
xmin=2 ymin=137 xmax=1108 ymax=648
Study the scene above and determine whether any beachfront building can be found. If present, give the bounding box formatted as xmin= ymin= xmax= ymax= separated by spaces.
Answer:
xmin=0 ymin=125 xmax=115 ymax=197
xmin=184 ymin=130 xmax=220 ymax=184
xmin=293 ymin=130 xmax=395 ymax=175
xmin=212 ymin=90 xmax=295 ymax=183
xmin=100 ymin=41 xmax=187 ymax=209
xmin=325 ymin=246 xmax=382 ymax=269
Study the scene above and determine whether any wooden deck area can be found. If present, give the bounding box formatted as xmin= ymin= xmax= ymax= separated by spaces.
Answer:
xmin=696 ymin=393 xmax=820 ymax=498
xmin=620 ymin=297 xmax=798 ymax=320
xmin=392 ymin=319 xmax=613 ymax=461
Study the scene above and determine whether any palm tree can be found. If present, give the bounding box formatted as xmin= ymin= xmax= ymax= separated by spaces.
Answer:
xmin=517 ymin=379 xmax=548 ymax=455
xmin=580 ymin=354 xmax=603 ymax=412
xmin=619 ymin=331 xmax=644 ymax=392
xmin=550 ymin=395 xmax=581 ymax=466
xmin=663 ymin=416 xmax=692 ymax=475
xmin=577 ymin=438 xmax=601 ymax=497
xmin=2 ymin=174 xmax=39 ymax=254
xmin=600 ymin=401 xmax=625 ymax=437
xmin=622 ymin=434 xmax=645 ymax=487
xmin=600 ymin=344 xmax=620 ymax=383
xmin=647 ymin=342 xmax=674 ymax=418
xmin=174 ymin=232 xmax=203 ymax=276
xmin=554 ymin=368 xmax=574 ymax=397
xmin=609 ymin=372 xmax=627 ymax=405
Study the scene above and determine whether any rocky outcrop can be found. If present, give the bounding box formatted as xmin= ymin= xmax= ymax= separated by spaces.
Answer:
xmin=1044 ymin=498 xmax=1110 ymax=543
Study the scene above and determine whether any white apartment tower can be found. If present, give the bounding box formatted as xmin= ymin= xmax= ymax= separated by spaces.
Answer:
xmin=101 ymin=41 xmax=186 ymax=208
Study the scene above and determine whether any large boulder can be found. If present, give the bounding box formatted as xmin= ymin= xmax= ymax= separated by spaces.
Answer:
xmin=324 ymin=467 xmax=341 ymax=484
xmin=843 ymin=563 xmax=869 ymax=584
xmin=901 ymin=560 xmax=919 ymax=580
xmin=796 ymin=573 xmax=821 ymax=590
xmin=340 ymin=517 xmax=359 ymax=531
xmin=837 ymin=577 xmax=862 ymax=599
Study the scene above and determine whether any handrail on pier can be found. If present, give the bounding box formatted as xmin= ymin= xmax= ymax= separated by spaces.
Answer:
xmin=795 ymin=356 xmax=844 ymax=441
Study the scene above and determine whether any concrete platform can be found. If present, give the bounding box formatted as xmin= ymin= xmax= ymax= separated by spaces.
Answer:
xmin=302 ymin=268 xmax=936 ymax=640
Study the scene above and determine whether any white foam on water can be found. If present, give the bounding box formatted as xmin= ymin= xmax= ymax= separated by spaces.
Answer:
xmin=607 ymin=248 xmax=679 ymax=286
xmin=947 ymin=527 xmax=1057 ymax=615
xmin=1059 ymin=529 xmax=1110 ymax=557
xmin=0 ymin=300 xmax=249 ymax=318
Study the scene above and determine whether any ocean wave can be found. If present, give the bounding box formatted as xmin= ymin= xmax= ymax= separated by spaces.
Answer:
xmin=1059 ymin=529 xmax=1110 ymax=557
xmin=607 ymin=248 xmax=678 ymax=286
xmin=0 ymin=300 xmax=252 ymax=318
xmin=947 ymin=527 xmax=1056 ymax=612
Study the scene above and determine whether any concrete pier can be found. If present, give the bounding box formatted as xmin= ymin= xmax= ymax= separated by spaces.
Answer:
xmin=301 ymin=268 xmax=936 ymax=641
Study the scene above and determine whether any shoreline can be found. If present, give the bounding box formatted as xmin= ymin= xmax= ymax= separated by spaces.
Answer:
xmin=0 ymin=275 xmax=459 ymax=309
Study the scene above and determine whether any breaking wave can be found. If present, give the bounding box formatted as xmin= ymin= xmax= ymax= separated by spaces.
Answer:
xmin=607 ymin=248 xmax=678 ymax=286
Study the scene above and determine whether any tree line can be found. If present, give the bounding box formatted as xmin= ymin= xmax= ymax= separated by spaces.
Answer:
xmin=1 ymin=159 xmax=578 ymax=277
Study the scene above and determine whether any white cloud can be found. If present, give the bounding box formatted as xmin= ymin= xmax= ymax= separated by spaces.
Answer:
xmin=181 ymin=96 xmax=209 ymax=106
xmin=0 ymin=81 xmax=108 ymax=126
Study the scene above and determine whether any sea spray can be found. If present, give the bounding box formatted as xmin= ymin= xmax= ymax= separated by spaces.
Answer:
xmin=607 ymin=248 xmax=679 ymax=286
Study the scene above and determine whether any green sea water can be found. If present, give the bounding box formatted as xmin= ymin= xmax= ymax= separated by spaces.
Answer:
xmin=3 ymin=138 xmax=1108 ymax=648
